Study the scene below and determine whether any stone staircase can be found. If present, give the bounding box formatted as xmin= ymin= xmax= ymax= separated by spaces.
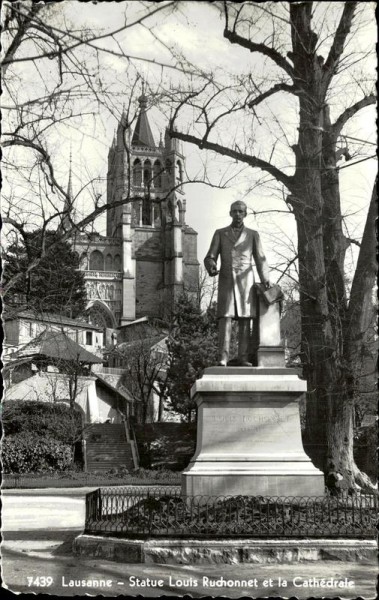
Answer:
xmin=84 ymin=423 xmax=135 ymax=473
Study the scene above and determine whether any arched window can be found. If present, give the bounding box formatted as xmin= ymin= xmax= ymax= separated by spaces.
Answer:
xmin=80 ymin=253 xmax=88 ymax=269
xmin=167 ymin=199 xmax=174 ymax=221
xmin=165 ymin=159 xmax=172 ymax=179
xmin=176 ymin=160 xmax=183 ymax=186
xmin=143 ymin=159 xmax=152 ymax=190
xmin=177 ymin=199 xmax=184 ymax=224
xmin=152 ymin=201 xmax=160 ymax=225
xmin=114 ymin=254 xmax=121 ymax=271
xmin=153 ymin=160 xmax=162 ymax=188
xmin=105 ymin=253 xmax=113 ymax=271
xmin=133 ymin=159 xmax=142 ymax=187
xmin=142 ymin=197 xmax=152 ymax=225
xmin=89 ymin=250 xmax=104 ymax=271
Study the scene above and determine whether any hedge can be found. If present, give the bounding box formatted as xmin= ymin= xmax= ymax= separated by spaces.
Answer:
xmin=2 ymin=400 xmax=82 ymax=443
xmin=2 ymin=432 xmax=73 ymax=474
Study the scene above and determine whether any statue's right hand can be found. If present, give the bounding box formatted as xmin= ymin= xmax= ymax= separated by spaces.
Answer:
xmin=204 ymin=258 xmax=219 ymax=276
xmin=208 ymin=265 xmax=219 ymax=276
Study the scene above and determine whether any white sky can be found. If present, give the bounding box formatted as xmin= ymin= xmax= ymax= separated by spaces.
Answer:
xmin=5 ymin=1 xmax=377 ymax=276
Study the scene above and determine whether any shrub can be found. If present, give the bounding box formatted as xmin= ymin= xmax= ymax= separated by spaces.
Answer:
xmin=2 ymin=432 xmax=73 ymax=474
xmin=134 ymin=423 xmax=196 ymax=470
xmin=2 ymin=400 xmax=82 ymax=444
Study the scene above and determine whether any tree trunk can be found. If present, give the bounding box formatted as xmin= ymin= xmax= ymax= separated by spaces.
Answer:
xmin=295 ymin=163 xmax=375 ymax=491
xmin=158 ymin=395 xmax=164 ymax=421
xmin=290 ymin=23 xmax=333 ymax=470
xmin=295 ymin=101 xmax=376 ymax=491
xmin=285 ymin=3 xmax=376 ymax=492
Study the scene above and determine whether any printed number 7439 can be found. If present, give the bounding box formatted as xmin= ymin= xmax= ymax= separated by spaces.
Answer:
xmin=27 ymin=577 xmax=53 ymax=587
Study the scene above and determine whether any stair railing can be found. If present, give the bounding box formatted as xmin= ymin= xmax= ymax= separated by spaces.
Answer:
xmin=118 ymin=409 xmax=139 ymax=470
xmin=130 ymin=424 xmax=140 ymax=469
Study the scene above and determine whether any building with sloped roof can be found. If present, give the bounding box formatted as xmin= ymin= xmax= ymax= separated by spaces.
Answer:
xmin=3 ymin=310 xmax=103 ymax=358
xmin=4 ymin=329 xmax=136 ymax=427
xmin=8 ymin=329 xmax=103 ymax=365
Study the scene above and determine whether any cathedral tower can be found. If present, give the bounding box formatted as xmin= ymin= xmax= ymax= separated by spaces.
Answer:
xmin=74 ymin=93 xmax=199 ymax=329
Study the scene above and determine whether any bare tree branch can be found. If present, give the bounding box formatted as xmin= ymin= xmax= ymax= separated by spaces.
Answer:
xmin=169 ymin=129 xmax=293 ymax=190
xmin=323 ymin=2 xmax=358 ymax=79
xmin=223 ymin=2 xmax=295 ymax=79
xmin=2 ymin=0 xmax=200 ymax=77
xmin=248 ymin=82 xmax=298 ymax=108
xmin=332 ymin=94 xmax=376 ymax=136
xmin=2 ymin=136 xmax=69 ymax=200
xmin=223 ymin=27 xmax=295 ymax=79
xmin=1 ymin=3 xmax=43 ymax=76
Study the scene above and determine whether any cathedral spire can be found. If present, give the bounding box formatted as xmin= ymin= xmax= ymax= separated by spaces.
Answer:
xmin=59 ymin=148 xmax=74 ymax=233
xmin=131 ymin=87 xmax=155 ymax=148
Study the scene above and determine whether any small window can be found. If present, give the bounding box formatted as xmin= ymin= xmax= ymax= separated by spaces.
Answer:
xmin=105 ymin=254 xmax=113 ymax=271
xmin=86 ymin=331 xmax=93 ymax=345
xmin=142 ymin=197 xmax=152 ymax=225
xmin=89 ymin=250 xmax=104 ymax=271
xmin=153 ymin=160 xmax=162 ymax=187
xmin=144 ymin=159 xmax=152 ymax=189
xmin=133 ymin=159 xmax=142 ymax=186
xmin=176 ymin=160 xmax=183 ymax=185
xmin=166 ymin=159 xmax=172 ymax=177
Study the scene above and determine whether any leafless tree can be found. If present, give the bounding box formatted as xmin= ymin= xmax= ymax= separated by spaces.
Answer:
xmin=2 ymin=0 xmax=195 ymax=297
xmin=112 ymin=332 xmax=170 ymax=424
xmin=163 ymin=2 xmax=376 ymax=491
xmin=2 ymin=1 xmax=376 ymax=491
xmin=196 ymin=266 xmax=218 ymax=311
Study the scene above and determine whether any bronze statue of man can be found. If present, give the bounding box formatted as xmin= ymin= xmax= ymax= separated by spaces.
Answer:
xmin=204 ymin=200 xmax=271 ymax=366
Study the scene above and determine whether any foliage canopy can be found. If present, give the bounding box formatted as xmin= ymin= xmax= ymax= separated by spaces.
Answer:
xmin=3 ymin=229 xmax=87 ymax=317
xmin=166 ymin=294 xmax=219 ymax=421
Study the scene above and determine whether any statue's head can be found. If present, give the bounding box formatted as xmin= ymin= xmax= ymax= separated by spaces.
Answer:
xmin=230 ymin=200 xmax=247 ymax=226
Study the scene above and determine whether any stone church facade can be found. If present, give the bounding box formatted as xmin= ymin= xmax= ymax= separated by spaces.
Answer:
xmin=72 ymin=94 xmax=199 ymax=332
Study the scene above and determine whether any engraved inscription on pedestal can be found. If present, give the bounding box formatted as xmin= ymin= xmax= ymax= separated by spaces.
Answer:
xmin=200 ymin=403 xmax=300 ymax=458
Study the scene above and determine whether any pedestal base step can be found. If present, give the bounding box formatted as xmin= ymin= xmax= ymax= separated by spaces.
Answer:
xmin=182 ymin=472 xmax=325 ymax=497
xmin=74 ymin=535 xmax=377 ymax=565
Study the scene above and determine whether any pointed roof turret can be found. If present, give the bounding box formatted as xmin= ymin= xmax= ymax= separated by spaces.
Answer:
xmin=131 ymin=92 xmax=156 ymax=148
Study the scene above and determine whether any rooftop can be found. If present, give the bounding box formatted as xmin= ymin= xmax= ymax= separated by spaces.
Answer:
xmin=131 ymin=95 xmax=156 ymax=149
xmin=4 ymin=310 xmax=102 ymax=331
xmin=9 ymin=330 xmax=103 ymax=364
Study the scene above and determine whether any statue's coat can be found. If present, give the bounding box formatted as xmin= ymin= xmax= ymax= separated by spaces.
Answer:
xmin=204 ymin=226 xmax=270 ymax=318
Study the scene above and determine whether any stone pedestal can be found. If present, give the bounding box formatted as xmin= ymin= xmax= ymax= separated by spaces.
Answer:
xmin=181 ymin=368 xmax=324 ymax=497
